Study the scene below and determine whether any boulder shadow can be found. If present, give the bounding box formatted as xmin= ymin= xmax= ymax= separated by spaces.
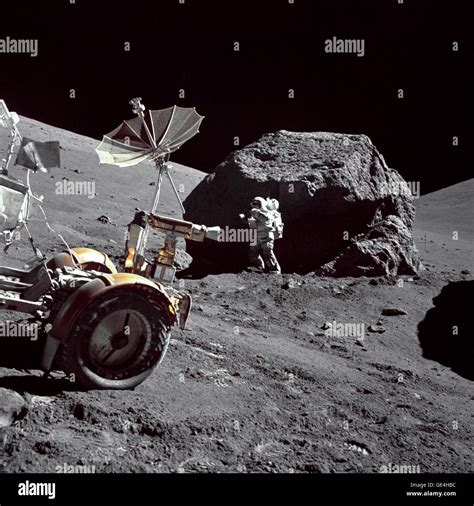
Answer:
xmin=418 ymin=280 xmax=473 ymax=380
xmin=176 ymin=258 xmax=247 ymax=279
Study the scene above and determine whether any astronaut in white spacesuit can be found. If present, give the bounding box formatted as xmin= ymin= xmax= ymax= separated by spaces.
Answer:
xmin=241 ymin=196 xmax=283 ymax=274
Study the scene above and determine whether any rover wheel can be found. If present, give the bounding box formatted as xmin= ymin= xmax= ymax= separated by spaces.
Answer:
xmin=55 ymin=287 xmax=170 ymax=390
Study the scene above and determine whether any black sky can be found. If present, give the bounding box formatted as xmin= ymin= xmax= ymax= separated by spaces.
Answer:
xmin=0 ymin=0 xmax=471 ymax=193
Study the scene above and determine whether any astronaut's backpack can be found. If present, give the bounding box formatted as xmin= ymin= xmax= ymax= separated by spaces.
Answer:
xmin=266 ymin=198 xmax=284 ymax=240
xmin=272 ymin=210 xmax=284 ymax=239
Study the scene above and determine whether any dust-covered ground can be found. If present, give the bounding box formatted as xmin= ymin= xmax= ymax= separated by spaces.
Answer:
xmin=0 ymin=118 xmax=472 ymax=474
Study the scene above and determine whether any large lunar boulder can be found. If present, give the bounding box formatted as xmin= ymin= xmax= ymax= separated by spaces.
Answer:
xmin=184 ymin=131 xmax=420 ymax=276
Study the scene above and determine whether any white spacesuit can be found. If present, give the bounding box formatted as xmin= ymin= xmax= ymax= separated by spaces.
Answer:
xmin=243 ymin=196 xmax=283 ymax=273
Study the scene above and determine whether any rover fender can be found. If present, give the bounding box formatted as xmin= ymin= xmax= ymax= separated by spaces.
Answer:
xmin=69 ymin=247 xmax=118 ymax=274
xmin=46 ymin=247 xmax=117 ymax=274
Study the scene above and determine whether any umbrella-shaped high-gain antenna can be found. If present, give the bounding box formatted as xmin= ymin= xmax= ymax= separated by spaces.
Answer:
xmin=96 ymin=98 xmax=204 ymax=215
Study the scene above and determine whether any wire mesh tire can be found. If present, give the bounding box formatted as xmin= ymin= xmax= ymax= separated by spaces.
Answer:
xmin=55 ymin=287 xmax=171 ymax=390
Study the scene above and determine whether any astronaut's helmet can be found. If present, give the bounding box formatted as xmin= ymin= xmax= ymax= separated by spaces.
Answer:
xmin=251 ymin=197 xmax=266 ymax=209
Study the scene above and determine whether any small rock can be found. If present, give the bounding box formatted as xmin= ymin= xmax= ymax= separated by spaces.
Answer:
xmin=461 ymin=269 xmax=470 ymax=275
xmin=34 ymin=441 xmax=53 ymax=455
xmin=72 ymin=403 xmax=86 ymax=420
xmin=97 ymin=215 xmax=113 ymax=224
xmin=174 ymin=248 xmax=193 ymax=270
xmin=368 ymin=324 xmax=386 ymax=333
xmin=0 ymin=388 xmax=27 ymax=428
xmin=343 ymin=442 xmax=370 ymax=456
xmin=282 ymin=279 xmax=296 ymax=289
xmin=381 ymin=308 xmax=407 ymax=316
xmin=321 ymin=322 xmax=331 ymax=330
